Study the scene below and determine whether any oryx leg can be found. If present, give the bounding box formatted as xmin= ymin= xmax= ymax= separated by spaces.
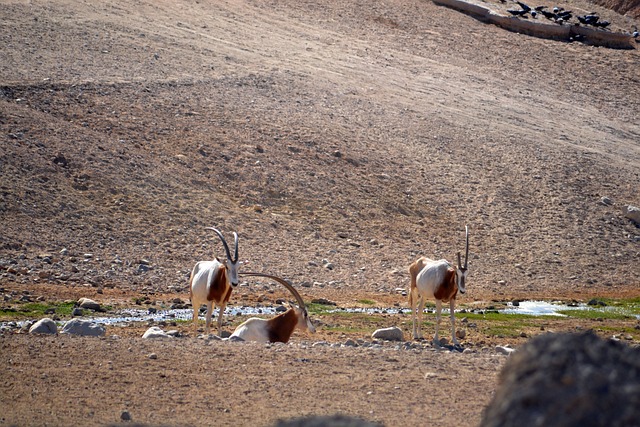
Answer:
xmin=204 ymin=301 xmax=213 ymax=333
xmin=434 ymin=299 xmax=442 ymax=346
xmin=216 ymin=303 xmax=226 ymax=335
xmin=450 ymin=298 xmax=459 ymax=346
xmin=412 ymin=294 xmax=424 ymax=340
xmin=192 ymin=304 xmax=200 ymax=331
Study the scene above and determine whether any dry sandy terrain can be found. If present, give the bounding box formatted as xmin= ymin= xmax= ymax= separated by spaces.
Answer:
xmin=1 ymin=0 xmax=639 ymax=425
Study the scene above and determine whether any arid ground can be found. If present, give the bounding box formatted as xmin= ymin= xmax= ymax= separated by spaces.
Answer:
xmin=1 ymin=0 xmax=639 ymax=426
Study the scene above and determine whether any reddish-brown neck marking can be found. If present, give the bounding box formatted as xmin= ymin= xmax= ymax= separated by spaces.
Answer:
xmin=433 ymin=267 xmax=458 ymax=302
xmin=207 ymin=264 xmax=232 ymax=303
xmin=267 ymin=309 xmax=298 ymax=343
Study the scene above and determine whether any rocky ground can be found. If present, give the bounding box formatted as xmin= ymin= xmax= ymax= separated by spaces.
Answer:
xmin=1 ymin=0 xmax=639 ymax=425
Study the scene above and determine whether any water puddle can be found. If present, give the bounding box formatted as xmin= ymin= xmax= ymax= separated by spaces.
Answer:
xmin=2 ymin=300 xmax=637 ymax=330
xmin=502 ymin=300 xmax=640 ymax=319
xmin=502 ymin=300 xmax=578 ymax=316
xmin=90 ymin=306 xmax=281 ymax=325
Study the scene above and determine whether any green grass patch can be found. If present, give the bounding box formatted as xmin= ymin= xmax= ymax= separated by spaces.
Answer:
xmin=357 ymin=299 xmax=376 ymax=305
xmin=459 ymin=311 xmax=537 ymax=322
xmin=596 ymin=297 xmax=640 ymax=314
xmin=557 ymin=309 xmax=634 ymax=320
xmin=483 ymin=324 xmax=526 ymax=338
xmin=307 ymin=303 xmax=339 ymax=315
xmin=0 ymin=301 xmax=75 ymax=319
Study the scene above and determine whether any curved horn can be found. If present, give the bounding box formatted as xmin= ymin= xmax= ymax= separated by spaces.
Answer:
xmin=206 ymin=227 xmax=233 ymax=261
xmin=464 ymin=225 xmax=469 ymax=269
xmin=232 ymin=232 xmax=239 ymax=263
xmin=240 ymin=273 xmax=306 ymax=309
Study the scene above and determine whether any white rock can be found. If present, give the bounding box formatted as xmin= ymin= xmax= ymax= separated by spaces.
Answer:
xmin=61 ymin=319 xmax=105 ymax=336
xmin=496 ymin=345 xmax=515 ymax=355
xmin=29 ymin=318 xmax=57 ymax=335
xmin=142 ymin=326 xmax=170 ymax=339
xmin=372 ymin=326 xmax=404 ymax=341
xmin=77 ymin=297 xmax=101 ymax=311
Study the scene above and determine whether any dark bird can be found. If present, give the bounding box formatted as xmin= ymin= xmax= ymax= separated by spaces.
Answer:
xmin=557 ymin=11 xmax=572 ymax=21
xmin=632 ymin=29 xmax=639 ymax=38
xmin=594 ymin=20 xmax=610 ymax=28
xmin=531 ymin=10 xmax=538 ymax=18
xmin=507 ymin=8 xmax=528 ymax=16
xmin=534 ymin=5 xmax=547 ymax=11
xmin=541 ymin=10 xmax=556 ymax=19
xmin=578 ymin=14 xmax=600 ymax=25
xmin=516 ymin=1 xmax=532 ymax=12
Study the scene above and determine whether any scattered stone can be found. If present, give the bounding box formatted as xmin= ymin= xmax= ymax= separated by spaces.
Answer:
xmin=481 ymin=332 xmax=640 ymax=427
xmin=371 ymin=326 xmax=404 ymax=341
xmin=455 ymin=329 xmax=466 ymax=339
xmin=72 ymin=307 xmax=84 ymax=317
xmin=600 ymin=196 xmax=613 ymax=205
xmin=148 ymin=353 xmax=158 ymax=360
xmin=623 ymin=205 xmax=640 ymax=224
xmin=142 ymin=326 xmax=170 ymax=339
xmin=77 ymin=297 xmax=101 ymax=311
xmin=495 ymin=345 xmax=515 ymax=355
xmin=29 ymin=318 xmax=57 ymax=335
xmin=61 ymin=319 xmax=105 ymax=336
xmin=120 ymin=410 xmax=131 ymax=421
xmin=344 ymin=339 xmax=358 ymax=347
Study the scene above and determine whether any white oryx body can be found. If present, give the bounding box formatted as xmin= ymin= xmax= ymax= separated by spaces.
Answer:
xmin=189 ymin=228 xmax=240 ymax=334
xmin=229 ymin=306 xmax=315 ymax=343
xmin=233 ymin=273 xmax=315 ymax=343
xmin=409 ymin=226 xmax=469 ymax=346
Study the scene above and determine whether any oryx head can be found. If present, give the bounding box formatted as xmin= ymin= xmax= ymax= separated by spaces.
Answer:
xmin=207 ymin=227 xmax=240 ymax=287
xmin=455 ymin=225 xmax=469 ymax=294
xmin=240 ymin=273 xmax=316 ymax=333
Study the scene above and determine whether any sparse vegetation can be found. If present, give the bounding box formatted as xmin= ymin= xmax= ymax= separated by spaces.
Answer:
xmin=0 ymin=302 xmax=75 ymax=319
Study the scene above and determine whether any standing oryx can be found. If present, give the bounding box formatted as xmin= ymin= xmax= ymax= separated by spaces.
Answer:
xmin=189 ymin=227 xmax=240 ymax=334
xmin=409 ymin=225 xmax=469 ymax=346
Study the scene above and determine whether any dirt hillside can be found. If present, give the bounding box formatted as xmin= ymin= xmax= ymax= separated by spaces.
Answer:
xmin=0 ymin=0 xmax=639 ymax=426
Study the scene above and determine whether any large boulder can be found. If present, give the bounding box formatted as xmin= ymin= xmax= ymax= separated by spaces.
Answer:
xmin=29 ymin=318 xmax=57 ymax=335
xmin=623 ymin=205 xmax=640 ymax=225
xmin=60 ymin=318 xmax=106 ymax=337
xmin=481 ymin=332 xmax=640 ymax=427
xmin=77 ymin=297 xmax=101 ymax=311
xmin=371 ymin=326 xmax=404 ymax=342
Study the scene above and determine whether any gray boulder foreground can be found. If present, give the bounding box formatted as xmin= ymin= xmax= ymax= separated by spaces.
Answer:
xmin=273 ymin=414 xmax=382 ymax=427
xmin=480 ymin=332 xmax=640 ymax=427
xmin=29 ymin=318 xmax=57 ymax=335
xmin=60 ymin=318 xmax=106 ymax=336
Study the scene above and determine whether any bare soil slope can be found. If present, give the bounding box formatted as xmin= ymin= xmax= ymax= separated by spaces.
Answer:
xmin=1 ymin=0 xmax=639 ymax=426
